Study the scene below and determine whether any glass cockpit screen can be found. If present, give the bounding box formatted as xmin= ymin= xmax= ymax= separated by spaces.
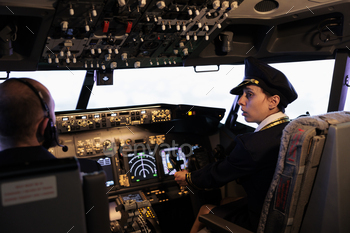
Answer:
xmin=94 ymin=157 xmax=114 ymax=187
xmin=127 ymin=152 xmax=157 ymax=182
xmin=160 ymin=147 xmax=187 ymax=175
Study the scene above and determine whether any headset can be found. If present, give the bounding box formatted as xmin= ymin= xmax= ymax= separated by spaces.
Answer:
xmin=12 ymin=78 xmax=68 ymax=152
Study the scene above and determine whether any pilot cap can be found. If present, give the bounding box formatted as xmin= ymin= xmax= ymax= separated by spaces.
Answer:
xmin=230 ymin=57 xmax=298 ymax=108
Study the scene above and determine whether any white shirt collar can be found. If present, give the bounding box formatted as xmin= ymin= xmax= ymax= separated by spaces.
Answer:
xmin=254 ymin=112 xmax=288 ymax=132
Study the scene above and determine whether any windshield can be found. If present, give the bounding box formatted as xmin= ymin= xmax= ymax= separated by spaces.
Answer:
xmin=1 ymin=59 xmax=337 ymax=127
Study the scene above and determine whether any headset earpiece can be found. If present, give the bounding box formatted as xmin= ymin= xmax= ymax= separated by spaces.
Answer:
xmin=42 ymin=118 xmax=57 ymax=149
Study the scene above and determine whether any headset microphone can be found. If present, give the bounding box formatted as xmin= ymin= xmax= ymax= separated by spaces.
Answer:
xmin=51 ymin=122 xmax=68 ymax=152
xmin=57 ymin=140 xmax=68 ymax=152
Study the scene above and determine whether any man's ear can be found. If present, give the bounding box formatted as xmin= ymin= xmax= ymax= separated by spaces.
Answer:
xmin=269 ymin=95 xmax=280 ymax=110
xmin=38 ymin=117 xmax=49 ymax=137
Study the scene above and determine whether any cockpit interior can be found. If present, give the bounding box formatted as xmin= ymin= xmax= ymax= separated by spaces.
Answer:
xmin=0 ymin=0 xmax=350 ymax=233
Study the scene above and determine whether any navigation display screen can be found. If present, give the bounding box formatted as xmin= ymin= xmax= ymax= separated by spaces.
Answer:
xmin=93 ymin=157 xmax=114 ymax=187
xmin=127 ymin=151 xmax=157 ymax=182
xmin=160 ymin=147 xmax=187 ymax=176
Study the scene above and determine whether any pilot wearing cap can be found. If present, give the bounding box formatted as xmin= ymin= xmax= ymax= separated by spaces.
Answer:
xmin=175 ymin=57 xmax=297 ymax=233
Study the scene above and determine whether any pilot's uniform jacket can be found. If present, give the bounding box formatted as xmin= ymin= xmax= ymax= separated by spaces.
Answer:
xmin=187 ymin=121 xmax=288 ymax=231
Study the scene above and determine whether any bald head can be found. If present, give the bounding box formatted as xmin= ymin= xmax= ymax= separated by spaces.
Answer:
xmin=0 ymin=78 xmax=55 ymax=144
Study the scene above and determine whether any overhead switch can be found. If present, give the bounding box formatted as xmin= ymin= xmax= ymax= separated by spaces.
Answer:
xmin=156 ymin=1 xmax=166 ymax=9
xmin=213 ymin=0 xmax=221 ymax=10
xmin=126 ymin=22 xmax=133 ymax=33
xmin=183 ymin=48 xmax=189 ymax=56
xmin=134 ymin=61 xmax=141 ymax=68
xmin=121 ymin=53 xmax=128 ymax=61
xmin=118 ymin=0 xmax=126 ymax=7
xmin=110 ymin=62 xmax=117 ymax=69
xmin=222 ymin=1 xmax=229 ymax=10
xmin=69 ymin=7 xmax=74 ymax=16
xmin=103 ymin=21 xmax=110 ymax=33
xmin=92 ymin=6 xmax=97 ymax=17
xmin=231 ymin=1 xmax=238 ymax=9
xmin=61 ymin=21 xmax=68 ymax=31
xmin=139 ymin=0 xmax=146 ymax=7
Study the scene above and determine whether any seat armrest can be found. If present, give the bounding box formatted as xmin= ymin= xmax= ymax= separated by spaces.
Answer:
xmin=199 ymin=214 xmax=253 ymax=233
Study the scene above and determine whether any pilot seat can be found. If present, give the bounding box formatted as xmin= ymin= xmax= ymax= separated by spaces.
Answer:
xmin=199 ymin=111 xmax=350 ymax=233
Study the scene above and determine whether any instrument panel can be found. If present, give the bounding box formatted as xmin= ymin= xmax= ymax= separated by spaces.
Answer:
xmin=52 ymin=104 xmax=225 ymax=196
